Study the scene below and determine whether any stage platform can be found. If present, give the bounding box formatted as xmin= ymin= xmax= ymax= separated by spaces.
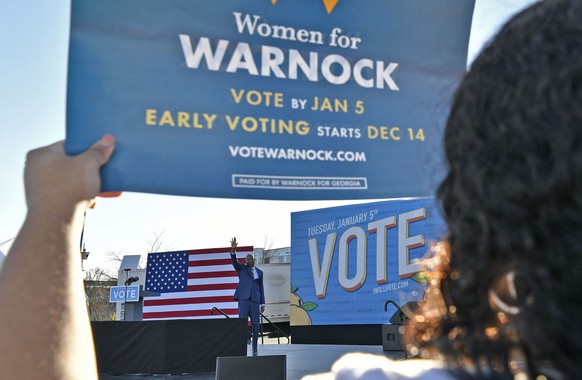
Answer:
xmin=99 ymin=342 xmax=407 ymax=380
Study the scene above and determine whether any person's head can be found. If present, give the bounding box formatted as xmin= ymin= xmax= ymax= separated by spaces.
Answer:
xmin=408 ymin=1 xmax=582 ymax=378
xmin=245 ymin=254 xmax=255 ymax=268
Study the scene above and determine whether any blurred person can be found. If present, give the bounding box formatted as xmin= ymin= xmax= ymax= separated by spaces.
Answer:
xmin=0 ymin=135 xmax=117 ymax=380
xmin=304 ymin=0 xmax=582 ymax=379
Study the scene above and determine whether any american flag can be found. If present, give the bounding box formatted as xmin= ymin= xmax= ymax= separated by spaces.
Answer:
xmin=142 ymin=246 xmax=253 ymax=320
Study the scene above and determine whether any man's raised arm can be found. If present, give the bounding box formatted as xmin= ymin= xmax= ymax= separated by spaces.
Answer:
xmin=230 ymin=237 xmax=241 ymax=271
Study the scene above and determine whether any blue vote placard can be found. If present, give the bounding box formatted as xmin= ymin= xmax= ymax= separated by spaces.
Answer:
xmin=109 ymin=285 xmax=140 ymax=303
xmin=290 ymin=197 xmax=446 ymax=325
xmin=66 ymin=0 xmax=474 ymax=200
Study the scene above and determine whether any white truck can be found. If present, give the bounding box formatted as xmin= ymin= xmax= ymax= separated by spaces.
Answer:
xmin=260 ymin=262 xmax=291 ymax=324
xmin=253 ymin=247 xmax=291 ymax=326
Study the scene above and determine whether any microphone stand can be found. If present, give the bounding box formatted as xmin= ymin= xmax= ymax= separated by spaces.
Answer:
xmin=384 ymin=300 xmax=414 ymax=322
xmin=123 ymin=269 xmax=131 ymax=321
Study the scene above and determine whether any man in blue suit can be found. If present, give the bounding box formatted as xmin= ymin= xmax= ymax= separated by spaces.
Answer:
xmin=230 ymin=237 xmax=265 ymax=356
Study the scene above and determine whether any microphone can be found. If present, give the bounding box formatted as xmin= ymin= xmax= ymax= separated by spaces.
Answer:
xmin=124 ymin=276 xmax=139 ymax=285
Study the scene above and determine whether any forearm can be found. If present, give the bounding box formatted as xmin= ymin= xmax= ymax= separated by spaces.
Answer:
xmin=0 ymin=202 xmax=97 ymax=380
xmin=230 ymin=252 xmax=241 ymax=270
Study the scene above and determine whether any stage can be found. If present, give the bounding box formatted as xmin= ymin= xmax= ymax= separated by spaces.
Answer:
xmin=99 ymin=341 xmax=407 ymax=380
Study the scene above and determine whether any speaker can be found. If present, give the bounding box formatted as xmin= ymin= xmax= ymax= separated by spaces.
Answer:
xmin=382 ymin=323 xmax=404 ymax=351
xmin=216 ymin=355 xmax=286 ymax=380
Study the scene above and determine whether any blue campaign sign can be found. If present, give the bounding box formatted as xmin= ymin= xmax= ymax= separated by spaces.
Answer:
xmin=66 ymin=0 xmax=474 ymax=200
xmin=290 ymin=197 xmax=446 ymax=325
xmin=109 ymin=285 xmax=140 ymax=303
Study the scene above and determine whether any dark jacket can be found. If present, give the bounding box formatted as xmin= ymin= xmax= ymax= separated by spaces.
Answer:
xmin=230 ymin=253 xmax=265 ymax=304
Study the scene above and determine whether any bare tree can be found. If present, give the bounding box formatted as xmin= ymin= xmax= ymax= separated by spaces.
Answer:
xmin=84 ymin=267 xmax=117 ymax=321
xmin=147 ymin=230 xmax=175 ymax=253
xmin=104 ymin=231 xmax=174 ymax=271
xmin=104 ymin=250 xmax=124 ymax=263
xmin=258 ymin=235 xmax=275 ymax=264
xmin=143 ymin=230 xmax=176 ymax=267
xmin=147 ymin=230 xmax=165 ymax=253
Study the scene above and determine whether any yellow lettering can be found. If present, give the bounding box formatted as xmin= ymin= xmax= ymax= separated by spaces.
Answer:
xmin=226 ymin=115 xmax=310 ymax=135
xmin=367 ymin=125 xmax=379 ymax=139
xmin=311 ymin=96 xmax=320 ymax=111
xmin=203 ymin=114 xmax=217 ymax=129
xmin=242 ymin=117 xmax=258 ymax=132
xmin=230 ymin=88 xmax=284 ymax=107
xmin=277 ymin=119 xmax=292 ymax=134
xmin=355 ymin=100 xmax=365 ymax=115
xmin=390 ymin=127 xmax=400 ymax=140
xmin=177 ymin=112 xmax=190 ymax=127
xmin=367 ymin=125 xmax=401 ymax=140
xmin=225 ymin=115 xmax=240 ymax=131
xmin=159 ymin=111 xmax=175 ymax=126
xmin=247 ymin=90 xmax=262 ymax=106
xmin=335 ymin=99 xmax=348 ymax=113
xmin=273 ymin=92 xmax=283 ymax=107
xmin=146 ymin=109 xmax=157 ymax=125
xmin=296 ymin=121 xmax=310 ymax=135
xmin=192 ymin=113 xmax=203 ymax=128
xmin=230 ymin=88 xmax=244 ymax=104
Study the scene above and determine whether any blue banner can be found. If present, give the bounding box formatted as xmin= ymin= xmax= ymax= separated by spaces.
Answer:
xmin=109 ymin=285 xmax=140 ymax=303
xmin=290 ymin=197 xmax=445 ymax=325
xmin=66 ymin=0 xmax=474 ymax=200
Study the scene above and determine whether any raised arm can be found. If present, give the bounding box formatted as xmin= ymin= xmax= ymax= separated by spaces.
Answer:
xmin=0 ymin=135 xmax=116 ymax=380
xmin=230 ymin=236 xmax=241 ymax=271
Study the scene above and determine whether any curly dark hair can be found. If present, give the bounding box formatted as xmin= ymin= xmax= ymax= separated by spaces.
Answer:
xmin=407 ymin=1 xmax=582 ymax=379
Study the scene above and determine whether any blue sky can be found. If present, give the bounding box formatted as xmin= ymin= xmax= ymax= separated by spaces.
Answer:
xmin=0 ymin=0 xmax=535 ymax=271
